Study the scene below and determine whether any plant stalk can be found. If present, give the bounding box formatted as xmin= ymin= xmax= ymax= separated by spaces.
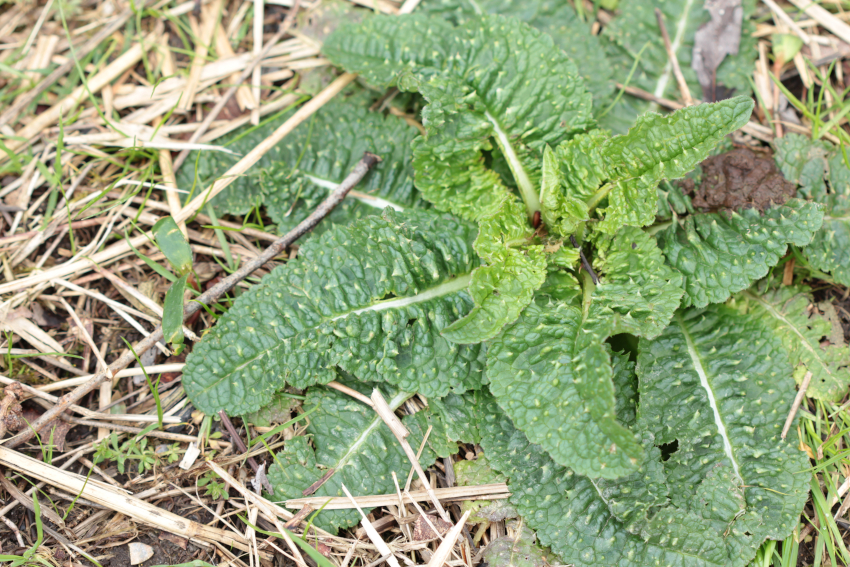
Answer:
xmin=585 ymin=182 xmax=614 ymax=213
xmin=484 ymin=111 xmax=541 ymax=219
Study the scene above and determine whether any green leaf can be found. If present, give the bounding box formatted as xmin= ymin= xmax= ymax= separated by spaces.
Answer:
xmin=413 ymin=15 xmax=592 ymax=220
xmin=183 ymin=210 xmax=485 ymax=416
xmin=479 ymin=306 xmax=809 ymax=566
xmin=591 ymin=226 xmax=684 ymax=339
xmin=429 ymin=390 xmax=482 ymax=445
xmin=487 ymin=300 xmax=645 ymax=479
xmin=774 ymin=133 xmax=832 ymax=199
xmin=808 ymin=194 xmax=850 ymax=286
xmin=539 ymin=134 xmax=600 ymax=235
xmin=483 ymin=521 xmax=551 ymax=567
xmin=774 ymin=134 xmax=850 ymax=285
xmin=594 ymin=96 xmax=754 ymax=233
xmin=655 ymin=198 xmax=823 ymax=307
xmin=152 ymin=217 xmax=192 ymax=276
xmin=176 ymin=96 xmax=426 ymax=228
xmin=162 ymin=274 xmax=188 ymax=346
xmin=244 ymin=391 xmax=301 ymax=427
xmin=328 ymin=14 xmax=593 ymax=221
xmin=177 ymin=110 xmax=295 ymax=217
xmin=323 ymin=14 xmax=454 ymax=88
xmin=542 ymin=98 xmax=752 ymax=236
xmin=455 ymin=455 xmax=517 ymax=523
xmin=442 ymin=198 xmax=547 ymax=344
xmin=626 ymin=306 xmax=808 ymax=555
xmin=267 ymin=383 xmax=451 ymax=533
xmin=729 ymin=282 xmax=850 ymax=401
xmin=254 ymin=99 xmax=429 ymax=235
xmin=601 ymin=0 xmax=757 ymax=132
xmin=486 ymin=227 xmax=680 ymax=478
xmin=417 ymin=0 xmax=615 ymax=108
xmin=656 ymin=178 xmax=696 ymax=220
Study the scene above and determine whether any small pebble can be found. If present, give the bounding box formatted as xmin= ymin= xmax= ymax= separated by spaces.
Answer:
xmin=129 ymin=542 xmax=154 ymax=565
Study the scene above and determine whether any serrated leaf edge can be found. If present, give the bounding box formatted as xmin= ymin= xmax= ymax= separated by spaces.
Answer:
xmin=740 ymin=289 xmax=845 ymax=392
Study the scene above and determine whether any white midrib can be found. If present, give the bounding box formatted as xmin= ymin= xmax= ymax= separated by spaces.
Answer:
xmin=305 ymin=175 xmax=405 ymax=211
xmin=653 ymin=0 xmax=698 ymax=99
xmin=676 ymin=313 xmax=742 ymax=483
xmin=483 ymin=110 xmax=541 ymax=216
xmin=222 ymin=274 xmax=474 ymax=380
xmin=333 ymin=390 xmax=413 ymax=473
xmin=331 ymin=274 xmax=472 ymax=321
xmin=742 ymin=290 xmax=835 ymax=380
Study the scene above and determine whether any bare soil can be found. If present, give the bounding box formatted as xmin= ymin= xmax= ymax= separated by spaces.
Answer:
xmin=685 ymin=148 xmax=797 ymax=211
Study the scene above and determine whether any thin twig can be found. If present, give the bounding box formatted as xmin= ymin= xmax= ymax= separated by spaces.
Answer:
xmin=570 ymin=236 xmax=599 ymax=285
xmin=219 ymin=410 xmax=260 ymax=473
xmin=781 ymin=371 xmax=813 ymax=440
xmin=655 ymin=8 xmax=693 ymax=106
xmin=2 ymin=152 xmax=381 ymax=448
xmin=0 ymin=74 xmax=356 ymax=294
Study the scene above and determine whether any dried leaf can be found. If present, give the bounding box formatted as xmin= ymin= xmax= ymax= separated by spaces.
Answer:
xmin=412 ymin=514 xmax=453 ymax=541
xmin=0 ymin=383 xmax=25 ymax=438
xmin=692 ymin=0 xmax=743 ymax=100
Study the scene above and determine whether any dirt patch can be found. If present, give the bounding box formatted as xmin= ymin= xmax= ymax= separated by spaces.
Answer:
xmin=682 ymin=148 xmax=797 ymax=211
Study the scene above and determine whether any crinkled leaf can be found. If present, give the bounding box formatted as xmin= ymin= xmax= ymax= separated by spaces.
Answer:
xmin=483 ymin=522 xmax=550 ymax=567
xmin=443 ymin=199 xmax=546 ymax=344
xmin=323 ymin=14 xmax=453 ymax=88
xmin=729 ymin=282 xmax=850 ymax=401
xmin=486 ymin=227 xmax=680 ymax=477
xmin=183 ymin=210 xmax=484 ymax=416
xmin=244 ymin=391 xmax=300 ymax=427
xmin=479 ymin=306 xmax=808 ymax=567
xmin=656 ymin=179 xmax=696 ymax=220
xmin=601 ymin=0 xmax=757 ymax=132
xmin=254 ymin=99 xmax=429 ymax=233
xmin=177 ymin=98 xmax=425 ymax=228
xmin=656 ymin=198 xmax=823 ymax=307
xmin=177 ymin=110 xmax=296 ymax=216
xmin=544 ymin=98 xmax=752 ymax=235
xmin=429 ymin=390 xmax=481 ymax=445
xmin=595 ymin=96 xmax=754 ymax=233
xmin=326 ymin=14 xmax=593 ymax=222
xmin=455 ymin=455 xmax=517 ymax=523
xmin=487 ymin=300 xmax=644 ymax=479
xmin=267 ymin=383 xmax=450 ymax=533
xmin=401 ymin=15 xmax=595 ymax=220
xmin=539 ymin=133 xmax=602 ymax=235
xmin=536 ymin=269 xmax=581 ymax=304
xmin=774 ymin=134 xmax=850 ymax=285
xmin=622 ymin=307 xmax=808 ymax=553
xmin=774 ymin=133 xmax=832 ymax=199
xmin=591 ymin=227 xmax=684 ymax=339
xmin=418 ymin=0 xmax=615 ymax=107
xmin=808 ymin=194 xmax=850 ymax=286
